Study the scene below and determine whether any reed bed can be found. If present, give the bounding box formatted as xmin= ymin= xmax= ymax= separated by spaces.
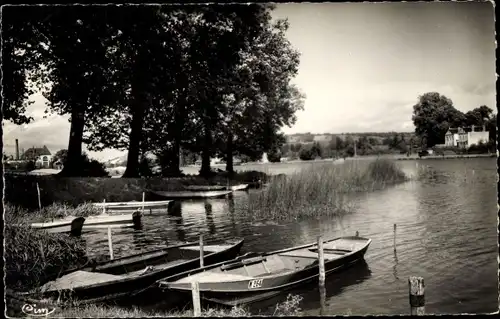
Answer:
xmin=248 ymin=159 xmax=408 ymax=221
xmin=3 ymin=203 xmax=103 ymax=292
xmin=5 ymin=202 xmax=102 ymax=224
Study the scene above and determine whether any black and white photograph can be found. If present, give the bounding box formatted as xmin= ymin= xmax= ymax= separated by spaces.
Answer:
xmin=2 ymin=1 xmax=498 ymax=317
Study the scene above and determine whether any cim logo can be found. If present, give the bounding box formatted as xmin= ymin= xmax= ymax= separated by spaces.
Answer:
xmin=21 ymin=304 xmax=56 ymax=317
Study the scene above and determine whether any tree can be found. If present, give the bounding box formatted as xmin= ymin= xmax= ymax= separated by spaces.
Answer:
xmin=465 ymin=105 xmax=493 ymax=127
xmin=412 ymin=92 xmax=467 ymax=148
xmin=6 ymin=7 xmax=123 ymax=176
xmin=205 ymin=8 xmax=304 ymax=174
xmin=50 ymin=149 xmax=68 ymax=167
xmin=310 ymin=142 xmax=322 ymax=159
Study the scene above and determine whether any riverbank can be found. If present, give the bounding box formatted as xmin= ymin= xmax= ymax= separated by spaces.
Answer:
xmin=4 ymin=170 xmax=268 ymax=209
xmin=396 ymin=153 xmax=495 ymax=160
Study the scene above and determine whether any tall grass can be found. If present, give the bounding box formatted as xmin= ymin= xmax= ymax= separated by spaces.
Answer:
xmin=4 ymin=204 xmax=103 ymax=292
xmin=247 ymin=159 xmax=408 ymax=221
xmin=5 ymin=202 xmax=102 ymax=224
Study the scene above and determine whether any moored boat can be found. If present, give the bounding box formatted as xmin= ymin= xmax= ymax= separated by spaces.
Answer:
xmin=20 ymin=238 xmax=245 ymax=304
xmin=92 ymin=199 xmax=172 ymax=212
xmin=158 ymin=235 xmax=371 ymax=306
xmin=149 ymin=190 xmax=232 ymax=200
xmin=30 ymin=217 xmax=86 ymax=236
xmin=60 ymin=211 xmax=142 ymax=230
xmin=184 ymin=185 xmax=227 ymax=191
xmin=228 ymin=184 xmax=249 ymax=191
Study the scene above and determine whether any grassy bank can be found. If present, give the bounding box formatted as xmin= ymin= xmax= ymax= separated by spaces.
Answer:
xmin=4 ymin=203 xmax=105 ymax=293
xmin=248 ymin=159 xmax=408 ymax=221
xmin=18 ymin=294 xmax=301 ymax=317
xmin=4 ymin=170 xmax=269 ymax=209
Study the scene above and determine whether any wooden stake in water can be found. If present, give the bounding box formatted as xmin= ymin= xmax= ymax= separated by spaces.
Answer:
xmin=199 ymin=234 xmax=204 ymax=267
xmin=394 ymin=224 xmax=397 ymax=250
xmin=103 ymin=199 xmax=106 ymax=214
xmin=409 ymin=276 xmax=425 ymax=315
xmin=191 ymin=281 xmax=201 ymax=317
xmin=317 ymin=236 xmax=325 ymax=286
xmin=107 ymin=227 xmax=114 ymax=260
xmin=36 ymin=183 xmax=42 ymax=210
xmin=142 ymin=192 xmax=145 ymax=212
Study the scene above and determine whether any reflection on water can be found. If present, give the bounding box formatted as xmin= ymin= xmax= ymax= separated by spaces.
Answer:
xmin=82 ymin=158 xmax=498 ymax=315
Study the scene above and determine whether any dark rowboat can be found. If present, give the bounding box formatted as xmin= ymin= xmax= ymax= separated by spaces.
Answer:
xmin=158 ymin=235 xmax=371 ymax=306
xmin=20 ymin=238 xmax=244 ymax=304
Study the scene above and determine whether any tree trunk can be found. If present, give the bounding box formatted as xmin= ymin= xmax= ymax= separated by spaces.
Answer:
xmin=225 ymin=132 xmax=234 ymax=175
xmin=122 ymin=86 xmax=147 ymax=178
xmin=200 ymin=127 xmax=212 ymax=178
xmin=59 ymin=106 xmax=85 ymax=177
xmin=169 ymin=138 xmax=181 ymax=176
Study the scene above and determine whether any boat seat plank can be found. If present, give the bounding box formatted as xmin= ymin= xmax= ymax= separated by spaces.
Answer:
xmin=176 ymin=272 xmax=253 ymax=284
xmin=123 ymin=259 xmax=190 ymax=277
xmin=278 ymin=250 xmax=321 ymax=259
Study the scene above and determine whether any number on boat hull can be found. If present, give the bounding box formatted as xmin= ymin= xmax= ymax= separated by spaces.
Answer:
xmin=248 ymin=279 xmax=263 ymax=289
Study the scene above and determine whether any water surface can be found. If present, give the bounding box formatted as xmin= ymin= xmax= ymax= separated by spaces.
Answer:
xmin=82 ymin=158 xmax=498 ymax=315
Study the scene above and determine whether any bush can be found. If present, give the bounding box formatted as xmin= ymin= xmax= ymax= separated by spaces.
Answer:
xmin=299 ymin=148 xmax=313 ymax=161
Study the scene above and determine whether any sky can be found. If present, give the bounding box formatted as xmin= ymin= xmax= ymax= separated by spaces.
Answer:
xmin=2 ymin=2 xmax=496 ymax=162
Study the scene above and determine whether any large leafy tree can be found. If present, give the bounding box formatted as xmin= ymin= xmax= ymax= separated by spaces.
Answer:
xmin=4 ymin=6 xmax=122 ymax=176
xmin=412 ymin=92 xmax=467 ymax=148
xmin=213 ymin=17 xmax=305 ymax=173
xmin=465 ymin=105 xmax=494 ymax=128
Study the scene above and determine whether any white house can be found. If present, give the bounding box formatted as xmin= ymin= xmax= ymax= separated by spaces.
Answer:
xmin=444 ymin=129 xmax=459 ymax=147
xmin=456 ymin=125 xmax=489 ymax=149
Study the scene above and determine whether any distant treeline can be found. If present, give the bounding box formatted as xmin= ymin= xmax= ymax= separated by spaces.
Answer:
xmin=279 ymin=133 xmax=416 ymax=161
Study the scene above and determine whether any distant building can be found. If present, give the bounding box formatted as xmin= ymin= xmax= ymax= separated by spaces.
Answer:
xmin=444 ymin=129 xmax=459 ymax=147
xmin=447 ymin=125 xmax=489 ymax=149
xmin=22 ymin=145 xmax=52 ymax=168
xmin=312 ymin=134 xmax=331 ymax=142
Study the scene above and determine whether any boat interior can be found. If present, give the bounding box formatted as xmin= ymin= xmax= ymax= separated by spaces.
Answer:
xmin=174 ymin=238 xmax=368 ymax=284
xmin=38 ymin=244 xmax=235 ymax=292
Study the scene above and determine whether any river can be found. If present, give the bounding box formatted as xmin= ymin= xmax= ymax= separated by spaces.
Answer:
xmin=81 ymin=157 xmax=498 ymax=315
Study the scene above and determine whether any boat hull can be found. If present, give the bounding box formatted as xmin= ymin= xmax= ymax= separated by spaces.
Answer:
xmin=201 ymin=246 xmax=369 ymax=306
xmin=23 ymin=239 xmax=244 ymax=305
xmin=160 ymin=236 xmax=371 ymax=306
xmin=149 ymin=190 xmax=232 ymax=200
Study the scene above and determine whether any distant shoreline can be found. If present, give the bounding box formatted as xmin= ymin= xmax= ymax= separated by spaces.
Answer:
xmin=395 ymin=153 xmax=495 ymax=161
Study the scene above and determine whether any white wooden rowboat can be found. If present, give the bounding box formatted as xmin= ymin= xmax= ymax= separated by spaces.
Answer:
xmin=228 ymin=184 xmax=249 ymax=191
xmin=32 ymin=212 xmax=142 ymax=233
xmin=30 ymin=217 xmax=86 ymax=236
xmin=92 ymin=200 xmax=172 ymax=212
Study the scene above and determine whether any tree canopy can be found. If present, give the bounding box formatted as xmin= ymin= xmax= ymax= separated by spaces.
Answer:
xmin=3 ymin=4 xmax=304 ymax=178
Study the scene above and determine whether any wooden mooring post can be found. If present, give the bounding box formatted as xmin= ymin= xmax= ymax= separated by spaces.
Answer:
xmin=107 ymin=227 xmax=114 ymax=260
xmin=199 ymin=234 xmax=204 ymax=267
xmin=393 ymin=224 xmax=397 ymax=250
xmin=102 ymin=199 xmax=107 ymax=214
xmin=409 ymin=276 xmax=425 ymax=315
xmin=142 ymin=192 xmax=145 ymax=212
xmin=191 ymin=281 xmax=201 ymax=317
xmin=317 ymin=236 xmax=325 ymax=286
xmin=36 ymin=183 xmax=42 ymax=210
